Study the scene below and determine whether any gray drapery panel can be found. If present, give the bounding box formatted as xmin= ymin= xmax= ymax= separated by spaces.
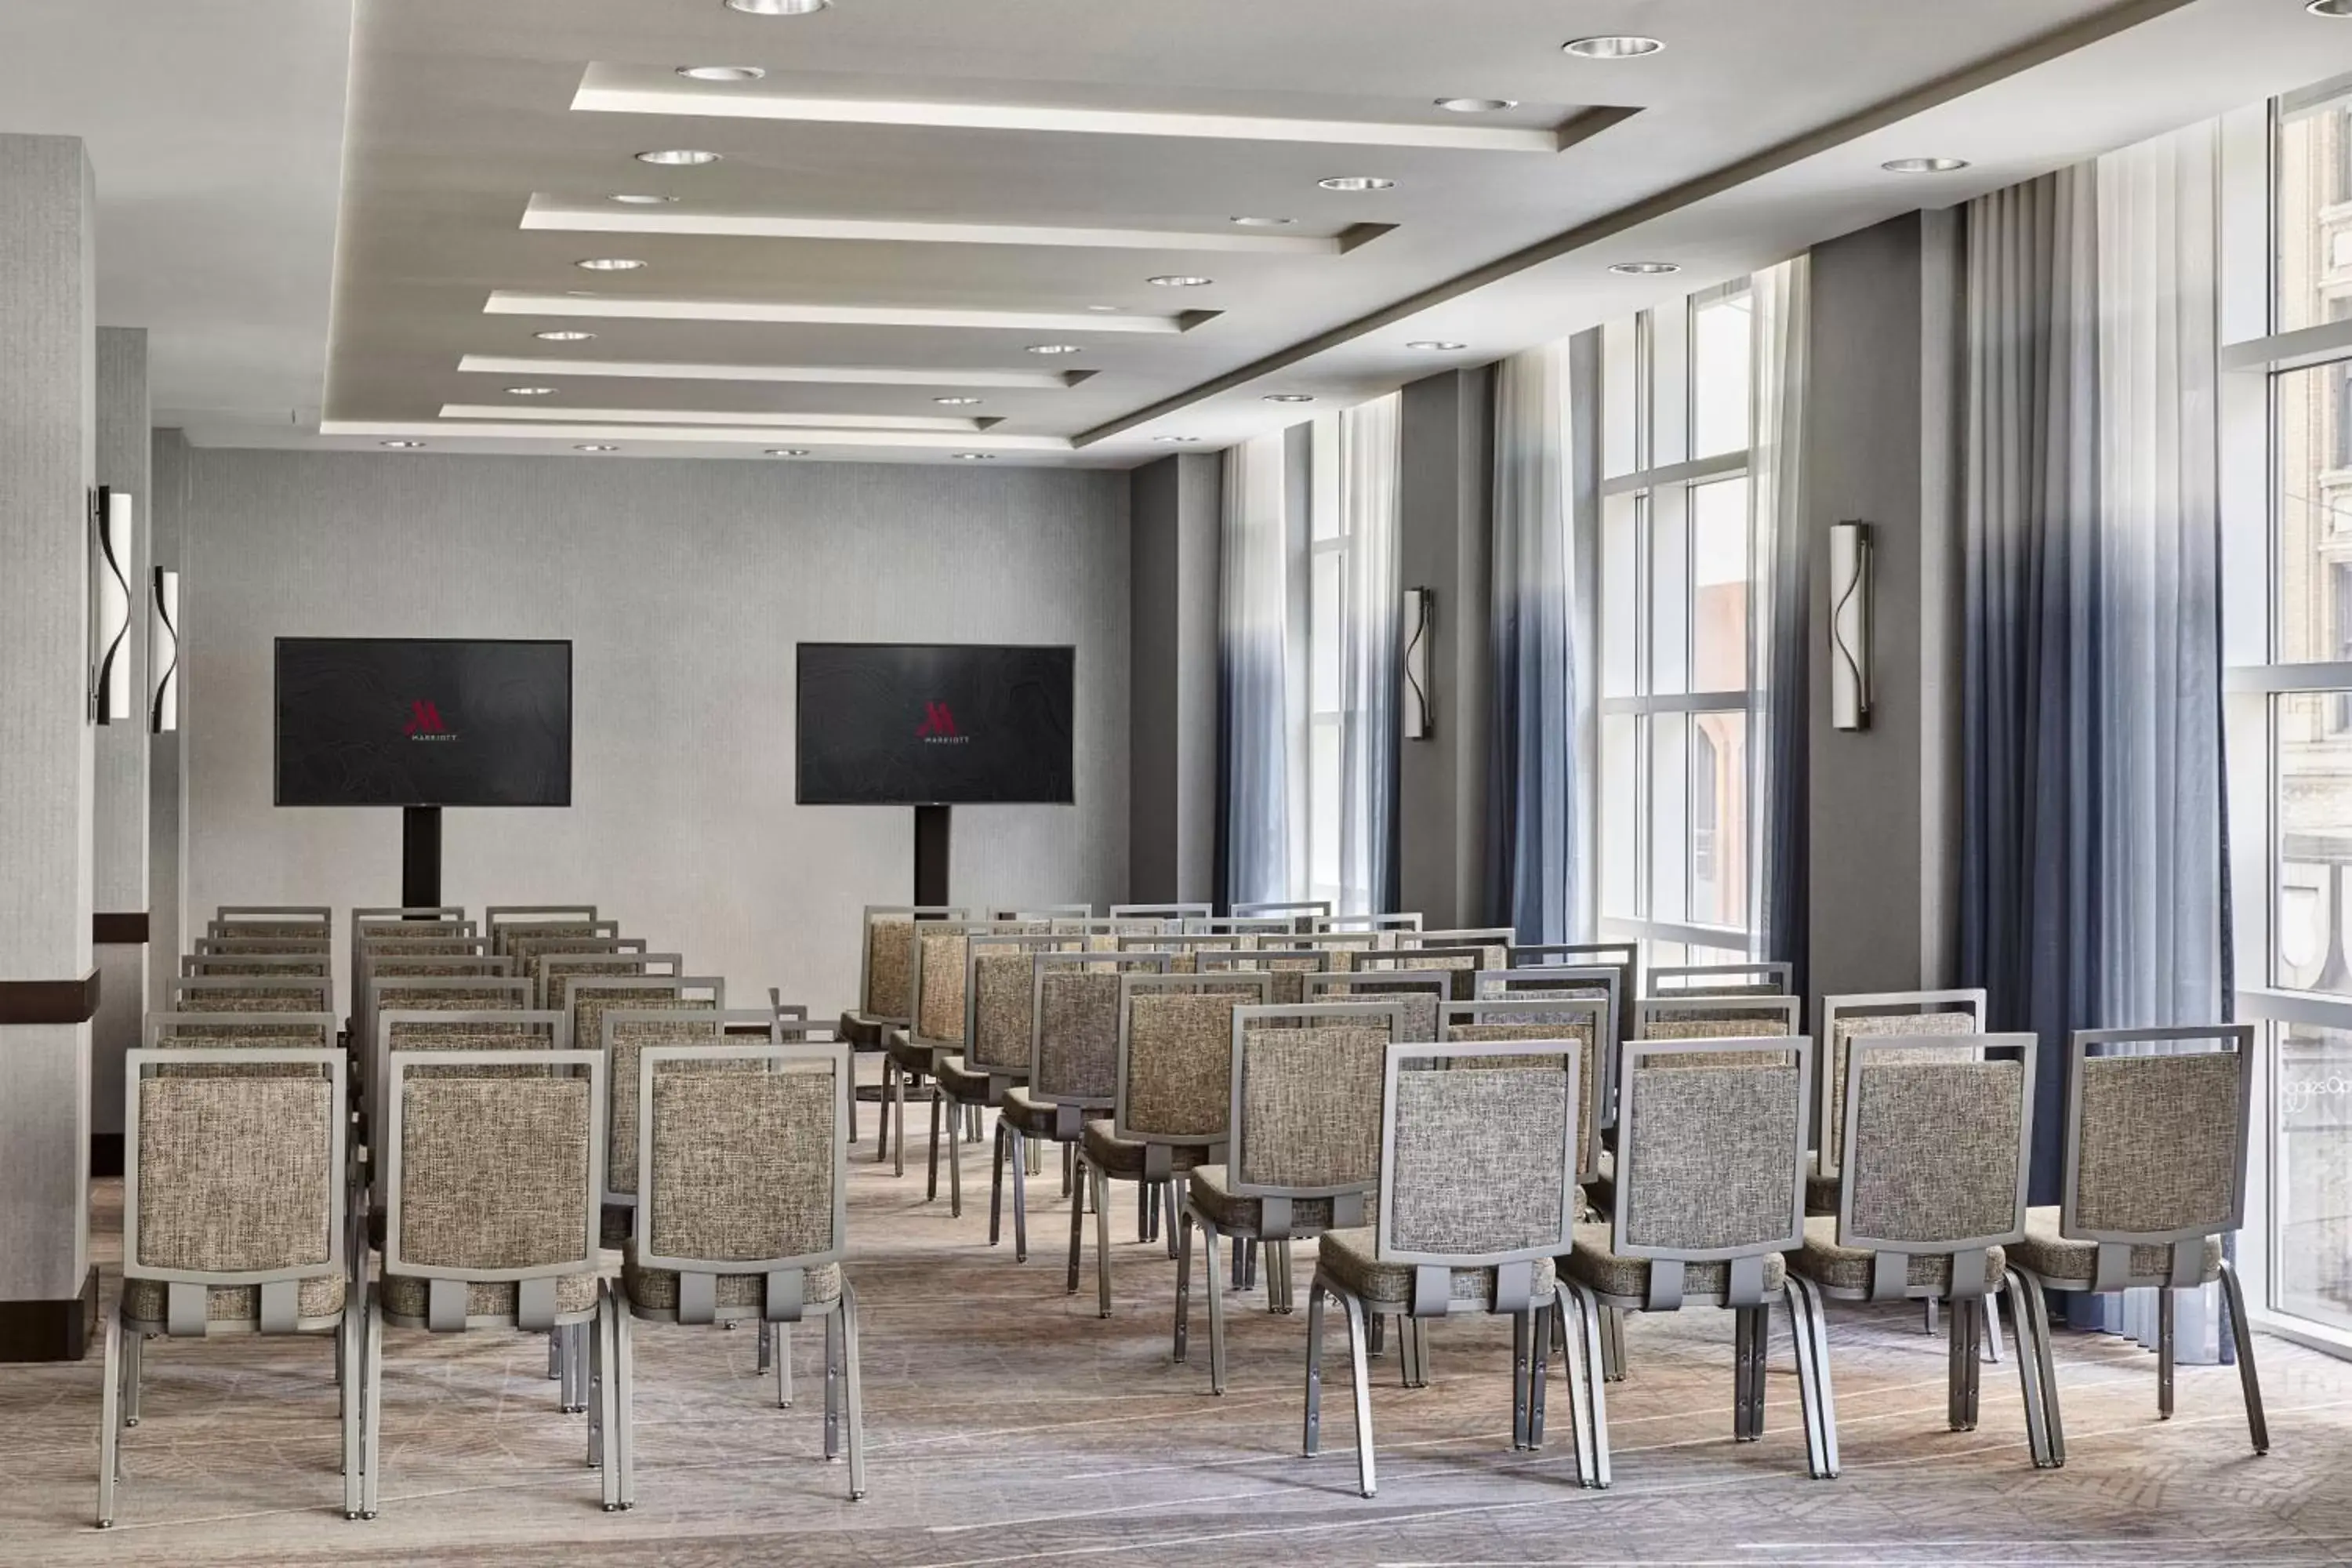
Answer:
xmin=1486 ymin=343 xmax=1581 ymax=942
xmin=1337 ymin=396 xmax=1403 ymax=916
xmin=1748 ymin=259 xmax=1812 ymax=992
xmin=1219 ymin=431 xmax=1301 ymax=906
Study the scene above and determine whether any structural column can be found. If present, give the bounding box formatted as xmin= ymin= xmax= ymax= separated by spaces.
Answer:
xmin=0 ymin=133 xmax=100 ymax=1360
xmin=92 ymin=326 xmax=151 ymax=1177
xmin=148 ymin=429 xmax=190 ymax=1043
xmin=1127 ymin=450 xmax=1222 ymax=904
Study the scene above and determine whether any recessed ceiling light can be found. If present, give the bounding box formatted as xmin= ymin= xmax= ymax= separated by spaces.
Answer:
xmin=575 ymin=443 xmax=621 ymax=452
xmin=505 ymin=386 xmax=559 ymax=396
xmin=952 ymin=452 xmax=996 ymax=460
xmin=380 ymin=440 xmax=426 ymax=448
xmin=575 ymin=257 xmax=646 ymax=271
xmin=1609 ymin=261 xmax=1681 ymax=276
xmin=1229 ymin=216 xmax=1295 ymax=227
xmin=2308 ymin=0 xmax=2352 ymax=16
xmin=1086 ymin=304 xmax=1123 ymax=312
xmin=677 ymin=64 xmax=767 ymax=81
xmin=1318 ymin=176 xmax=1396 ymax=192
xmin=765 ymin=448 xmax=812 ymax=456
xmin=609 ymin=193 xmax=679 ymax=205
xmin=1148 ymin=274 xmax=1214 ymax=288
xmin=635 ymin=148 xmax=721 ymax=166
xmin=534 ymin=329 xmax=596 ymax=342
xmin=1563 ymin=34 xmax=1664 ymax=59
xmin=933 ymin=396 xmax=984 ymax=405
xmin=1264 ymin=394 xmax=1316 ymax=404
xmin=727 ymin=0 xmax=830 ymax=13
xmin=1154 ymin=436 xmax=1201 ymax=444
xmin=1027 ymin=343 xmax=1082 ymax=355
xmin=1406 ymin=340 xmax=1467 ymax=352
xmin=1881 ymin=156 xmax=1970 ymax=174
xmin=1436 ymin=97 xmax=1517 ymax=113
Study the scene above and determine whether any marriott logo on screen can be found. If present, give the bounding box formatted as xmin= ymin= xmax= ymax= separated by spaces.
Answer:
xmin=916 ymin=701 xmax=969 ymax=745
xmin=404 ymin=699 xmax=459 ymax=742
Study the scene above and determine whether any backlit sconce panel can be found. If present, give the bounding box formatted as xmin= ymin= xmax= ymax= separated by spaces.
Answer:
xmin=1402 ymin=586 xmax=1433 ymax=740
xmin=90 ymin=487 xmax=132 ymax=726
xmin=1829 ymin=521 xmax=1872 ymax=732
xmin=151 ymin=567 xmax=180 ymax=733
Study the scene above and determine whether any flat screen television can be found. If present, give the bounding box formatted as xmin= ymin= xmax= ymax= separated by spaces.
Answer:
xmin=797 ymin=642 xmax=1074 ymax=806
xmin=274 ymin=637 xmax=572 ymax=808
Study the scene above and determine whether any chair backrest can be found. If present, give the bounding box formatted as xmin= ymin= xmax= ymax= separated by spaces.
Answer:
xmin=965 ymin=933 xmax=1083 ymax=1076
xmin=1303 ymin=967 xmax=1450 ymax=1042
xmin=1199 ymin=946 xmax=1334 ymax=1006
xmin=1189 ymin=916 xmax=1298 ymax=942
xmin=485 ymin=906 xmax=602 ymax=957
xmin=372 ymin=1013 xmax=568 ymax=1209
xmin=2057 ymin=1023 xmax=2256 ymax=1290
xmin=123 ymin=1046 xmax=346 ymax=1333
xmin=1376 ymin=1038 xmax=1582 ymax=1316
xmin=1290 ymin=931 xmax=1385 ymax=971
xmin=1115 ymin=931 xmax=1246 ymax=973
xmin=1025 ymin=951 xmax=1171 ymax=1120
xmin=382 ymin=1047 xmax=606 ymax=1330
xmin=858 ymin=905 xmax=968 ymax=1022
xmin=368 ymin=980 xmax=533 ymax=1113
xmin=913 ymin=921 xmax=996 ymax=1050
xmin=564 ymin=975 xmax=720 ymax=1094
xmin=146 ymin=1009 xmax=337 ymax=1051
xmin=633 ymin=1038 xmax=849 ymax=1324
xmin=1511 ymin=943 xmax=1638 ymax=1033
xmin=166 ymin=975 xmax=334 ymax=1015
xmin=1815 ymin=988 xmax=1988 ymax=1177
xmin=1225 ymin=1001 xmax=1403 ymax=1232
xmin=601 ymin=1006 xmax=759 ymax=1203
xmin=1650 ymin=961 xmax=1791 ymax=999
xmin=1399 ymin=928 xmax=1515 ymax=973
xmin=350 ymin=907 xmax=470 ymax=997
xmin=990 ymin=903 xmax=1094 ymax=927
xmin=191 ymin=936 xmax=333 ymax=958
xmin=1109 ymin=902 xmax=1214 ymax=923
xmin=1440 ymin=997 xmax=1610 ymax=1183
xmin=1612 ymin=1034 xmax=1812 ymax=1310
xmin=1111 ymin=972 xmax=1274 ymax=1167
xmin=215 ymin=905 xmax=332 ymax=930
xmin=527 ymin=944 xmax=666 ymax=1008
xmin=1835 ymin=1031 xmax=2036 ymax=1301
xmin=1229 ymin=899 xmax=1331 ymax=934
xmin=1635 ymin=993 xmax=1801 ymax=1042
xmin=1312 ymin=912 xmax=1423 ymax=936
xmin=181 ymin=953 xmax=330 ymax=978
xmin=1356 ymin=948 xmax=1486 ymax=1003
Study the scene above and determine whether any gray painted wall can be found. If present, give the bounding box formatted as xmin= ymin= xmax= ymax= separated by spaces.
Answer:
xmin=1127 ymin=451 xmax=1221 ymax=903
xmin=181 ymin=449 xmax=1131 ymax=1015
xmin=93 ymin=327 xmax=150 ymax=1144
xmin=148 ymin=429 xmax=190 ymax=1025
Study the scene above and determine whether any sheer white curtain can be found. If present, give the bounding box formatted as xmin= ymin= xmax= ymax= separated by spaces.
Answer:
xmin=1220 ymin=430 xmax=1303 ymax=905
xmin=1487 ymin=342 xmax=1583 ymax=942
xmin=1336 ymin=394 xmax=1402 ymax=916
xmin=1748 ymin=257 xmax=1812 ymax=985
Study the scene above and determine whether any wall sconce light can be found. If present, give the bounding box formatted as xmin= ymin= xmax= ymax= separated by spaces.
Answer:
xmin=1829 ymin=521 xmax=1872 ymax=731
xmin=1402 ymin=586 xmax=1433 ymax=739
xmin=151 ymin=567 xmax=180 ymax=734
xmin=90 ymin=487 xmax=133 ymax=725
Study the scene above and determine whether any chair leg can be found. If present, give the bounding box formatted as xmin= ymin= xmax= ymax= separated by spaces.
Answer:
xmin=1302 ymin=1279 xmax=1327 ymax=1454
xmin=757 ymin=1316 xmax=772 ymax=1372
xmin=946 ymin=1096 xmax=965 ymax=1218
xmin=548 ymin=1328 xmax=562 ymax=1382
xmin=1162 ymin=1178 xmax=1181 ymax=1261
xmin=1202 ymin=1219 xmax=1229 ymax=1395
xmin=1338 ymin=1290 xmax=1377 ymax=1497
xmin=1011 ymin=1131 xmax=1031 ymax=1262
xmin=343 ymin=1302 xmax=365 ymax=1518
xmin=1094 ymin=1167 xmax=1115 ymax=1319
xmin=1555 ymin=1285 xmax=1599 ymax=1489
xmin=96 ymin=1313 xmax=121 ymax=1528
xmin=1269 ymin=1239 xmax=1294 ymax=1314
xmin=2157 ymin=1287 xmax=2176 ymax=1420
xmin=892 ymin=1065 xmax=909 ymax=1178
xmin=1026 ymin=1133 xmax=1044 ymax=1175
xmin=2012 ymin=1266 xmax=2067 ymax=1466
xmin=595 ymin=1293 xmax=619 ymax=1509
xmin=1137 ymin=1178 xmax=1152 ymax=1243
xmin=2219 ymin=1260 xmax=2270 ymax=1456
xmin=842 ymin=1282 xmax=868 ymax=1501
xmin=1982 ymin=1289 xmax=2005 ymax=1365
xmin=989 ymin=1121 xmax=1007 ymax=1245
xmin=878 ymin=1057 xmax=895 ymax=1164
xmin=926 ymin=1088 xmax=943 ymax=1202
xmin=2002 ymin=1269 xmax=2059 ymax=1468
xmin=124 ymin=1329 xmax=143 ymax=1427
xmin=1786 ymin=1276 xmax=1840 ymax=1479
xmin=776 ymin=1321 xmax=794 ymax=1409
xmin=1600 ymin=1305 xmax=1626 ymax=1382
xmin=1528 ymin=1303 xmax=1551 ymax=1449
xmin=1065 ymin=1157 xmax=1088 ymax=1293
xmin=1062 ymin=1141 xmax=1074 ymax=1196
xmin=1733 ymin=1303 xmax=1760 ymax=1442
xmin=1173 ymin=1207 xmax=1192 ymax=1363
xmin=823 ymin=1306 xmax=842 ymax=1460
xmin=1946 ymin=1294 xmax=1970 ymax=1432
xmin=361 ymin=1296 xmax=385 ymax=1519
xmin=1512 ymin=1309 xmax=1533 ymax=1449
xmin=1567 ymin=1283 xmax=1613 ymax=1489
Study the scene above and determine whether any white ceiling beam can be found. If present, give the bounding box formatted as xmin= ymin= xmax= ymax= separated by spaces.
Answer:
xmin=323 ymin=419 xmax=1073 ymax=452
xmin=519 ymin=195 xmax=1374 ymax=253
xmin=456 ymin=354 xmax=1084 ymax=389
xmin=437 ymin=403 xmax=984 ymax=432
xmin=485 ymin=291 xmax=1202 ymax=334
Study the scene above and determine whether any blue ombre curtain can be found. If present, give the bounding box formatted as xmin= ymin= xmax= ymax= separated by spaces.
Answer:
xmin=1487 ymin=342 xmax=1583 ymax=943
xmin=1337 ymin=395 xmax=1403 ymax=916
xmin=1219 ymin=431 xmax=1302 ymax=906
xmin=1748 ymin=259 xmax=1812 ymax=991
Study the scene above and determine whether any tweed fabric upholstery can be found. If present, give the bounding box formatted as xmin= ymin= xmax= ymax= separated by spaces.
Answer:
xmin=388 ymin=1022 xmax=557 ymax=1079
xmin=1081 ymin=1119 xmax=1212 ymax=1177
xmin=1620 ymin=1063 xmax=1800 ymax=1253
xmin=136 ymin=1078 xmax=335 ymax=1273
xmin=384 ymin=988 xmax=521 ymax=1017
xmin=122 ymin=1273 xmax=344 ymax=1327
xmin=1319 ymin=984 xmax=1439 ymax=1042
xmin=971 ymin=953 xmax=1037 ymax=1072
xmin=1233 ymin=1024 xmax=1388 ymax=1190
xmin=216 ymin=921 xmax=328 ymax=940
xmin=622 ymin=1257 xmax=841 ymax=1312
xmin=363 ymin=941 xmax=481 ymax=962
xmin=917 ymin=931 xmax=971 ymax=1042
xmin=380 ymin=1272 xmax=598 ymax=1321
xmin=2010 ymin=1207 xmax=2223 ymax=1285
xmin=1034 ymin=971 xmax=1122 ymax=1102
xmin=1787 ymin=1214 xmax=2008 ymax=1295
xmin=2074 ymin=1051 xmax=2242 ymax=1236
xmin=866 ymin=920 xmax=916 ymax=1016
xmin=1000 ymin=1086 xmax=1060 ymax=1137
xmin=1807 ymin=1169 xmax=1842 ymax=1215
xmin=1645 ymin=1011 xmax=1792 ymax=1040
xmin=1846 ymin=1060 xmax=2024 ymax=1243
xmin=1824 ymin=1011 xmax=1979 ymax=1169
xmin=543 ymin=957 xmax=648 ymax=1010
xmin=1388 ymin=1066 xmax=1572 ymax=1257
xmin=194 ymin=959 xmax=329 ymax=978
xmin=1319 ymin=1227 xmax=1558 ymax=1308
xmin=644 ymin=1068 xmax=836 ymax=1263
xmin=205 ymin=938 xmax=330 ymax=955
xmin=1444 ymin=1023 xmax=1598 ymax=1171
xmin=502 ymin=925 xmax=608 ymax=960
xmin=1187 ymin=1163 xmax=1345 ymax=1232
xmin=1124 ymin=993 xmax=1243 ymax=1138
xmin=1566 ymin=1223 xmax=1788 ymax=1302
xmin=397 ymin=1077 xmax=593 ymax=1272
xmin=369 ymin=959 xmax=499 ymax=978
xmin=606 ymin=1008 xmax=724 ymax=1194
xmin=181 ymin=989 xmax=327 ymax=1014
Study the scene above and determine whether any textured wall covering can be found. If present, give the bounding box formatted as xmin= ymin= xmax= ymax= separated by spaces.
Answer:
xmin=1128 ymin=451 xmax=1221 ymax=903
xmin=148 ymin=430 xmax=191 ymax=1020
xmin=92 ymin=328 xmax=151 ymax=1144
xmin=182 ymin=450 xmax=1130 ymax=1013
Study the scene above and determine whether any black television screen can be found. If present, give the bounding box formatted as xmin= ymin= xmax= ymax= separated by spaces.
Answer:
xmin=797 ymin=643 xmax=1074 ymax=806
xmin=274 ymin=637 xmax=572 ymax=808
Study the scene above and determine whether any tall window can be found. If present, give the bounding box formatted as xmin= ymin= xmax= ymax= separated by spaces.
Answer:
xmin=1308 ymin=416 xmax=1348 ymax=912
xmin=1596 ymin=282 xmax=1755 ymax=967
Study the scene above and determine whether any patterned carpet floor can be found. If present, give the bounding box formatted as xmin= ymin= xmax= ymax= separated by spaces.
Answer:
xmin=3 ymin=1143 xmax=2348 ymax=1567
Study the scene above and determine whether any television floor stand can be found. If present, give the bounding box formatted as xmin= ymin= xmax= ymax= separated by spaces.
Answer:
xmin=403 ymin=806 xmax=443 ymax=907
xmin=913 ymin=804 xmax=950 ymax=906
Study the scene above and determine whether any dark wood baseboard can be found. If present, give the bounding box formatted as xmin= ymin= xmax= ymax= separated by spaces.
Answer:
xmin=89 ymin=1132 xmax=123 ymax=1178
xmin=0 ymin=970 xmax=99 ymax=1025
xmin=93 ymin=912 xmax=150 ymax=946
xmin=0 ymin=1266 xmax=99 ymax=1363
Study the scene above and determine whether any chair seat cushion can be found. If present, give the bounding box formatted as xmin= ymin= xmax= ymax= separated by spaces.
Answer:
xmin=1784 ymin=1214 xmax=2006 ymax=1297
xmin=1185 ymin=1163 xmax=1347 ymax=1235
xmin=1565 ymin=1221 xmax=1788 ymax=1305
xmin=1316 ymin=1225 xmax=1557 ymax=1312
xmin=1081 ymin=1119 xmax=1212 ymax=1178
xmin=379 ymin=1272 xmax=599 ymax=1323
xmin=934 ymin=1054 xmax=1007 ymax=1104
xmin=884 ymin=1036 xmax=935 ymax=1076
xmin=1001 ymin=1087 xmax=1069 ymax=1138
xmin=837 ymin=1011 xmax=890 ymax=1049
xmin=620 ymin=1254 xmax=841 ymax=1316
xmin=121 ymin=1272 xmax=346 ymax=1328
xmin=1806 ymin=1168 xmax=1841 ymax=1217
xmin=2006 ymin=1206 xmax=2223 ymax=1287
